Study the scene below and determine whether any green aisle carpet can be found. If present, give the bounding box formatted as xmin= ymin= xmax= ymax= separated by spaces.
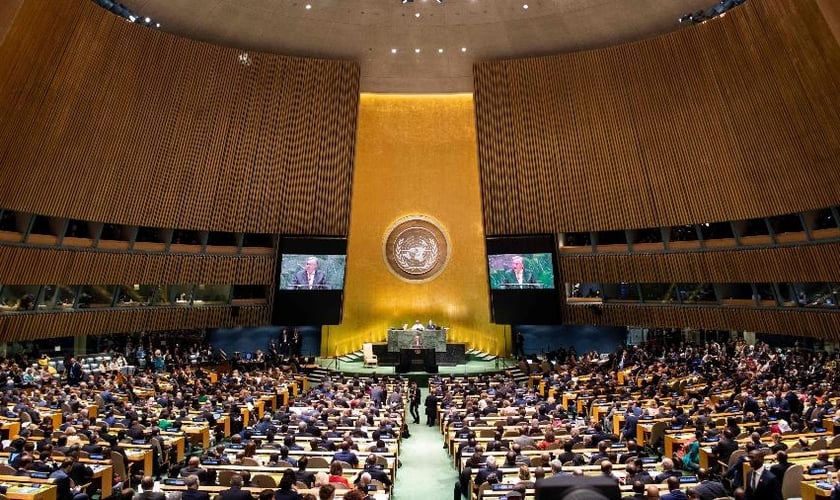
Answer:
xmin=393 ymin=389 xmax=457 ymax=500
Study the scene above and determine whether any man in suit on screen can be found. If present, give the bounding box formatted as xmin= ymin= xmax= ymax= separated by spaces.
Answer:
xmin=503 ymin=255 xmax=536 ymax=288
xmin=289 ymin=256 xmax=328 ymax=289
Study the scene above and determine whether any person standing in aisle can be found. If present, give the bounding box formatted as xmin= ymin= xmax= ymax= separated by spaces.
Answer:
xmin=425 ymin=390 xmax=440 ymax=427
xmin=409 ymin=382 xmax=421 ymax=424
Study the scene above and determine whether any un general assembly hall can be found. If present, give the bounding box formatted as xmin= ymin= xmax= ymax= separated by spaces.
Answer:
xmin=0 ymin=1 xmax=840 ymax=500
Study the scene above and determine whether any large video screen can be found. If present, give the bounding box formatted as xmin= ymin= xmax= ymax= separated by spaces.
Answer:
xmin=279 ymin=254 xmax=346 ymax=290
xmin=486 ymin=235 xmax=563 ymax=325
xmin=273 ymin=237 xmax=347 ymax=326
xmin=488 ymin=253 xmax=555 ymax=290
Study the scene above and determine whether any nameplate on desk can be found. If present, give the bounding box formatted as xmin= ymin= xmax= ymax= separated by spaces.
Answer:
xmin=640 ymin=457 xmax=657 ymax=464
xmin=705 ymin=437 xmax=719 ymax=442
xmin=164 ymin=479 xmax=186 ymax=486
xmin=610 ymin=443 xmax=624 ymax=449
xmin=680 ymin=476 xmax=697 ymax=483
xmin=192 ymin=417 xmax=206 ymax=422
xmin=202 ymin=459 xmax=220 ymax=465
xmin=213 ymin=413 xmax=222 ymax=420
xmin=29 ymin=471 xmax=50 ymax=479
xmin=492 ymin=483 xmax=514 ymax=491
xmin=132 ymin=439 xmax=147 ymax=445
xmin=809 ymin=468 xmax=827 ymax=475
xmin=641 ymin=416 xmax=654 ymax=420
xmin=228 ymin=444 xmax=244 ymax=449
xmin=815 ymin=427 xmax=827 ymax=433
xmin=90 ymin=454 xmax=105 ymax=460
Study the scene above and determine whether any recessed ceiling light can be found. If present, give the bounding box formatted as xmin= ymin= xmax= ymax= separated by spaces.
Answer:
xmin=415 ymin=12 xmax=421 ymax=17
xmin=415 ymin=48 xmax=421 ymax=53
xmin=461 ymin=47 xmax=467 ymax=52
xmin=391 ymin=48 xmax=398 ymax=54
xmin=438 ymin=48 xmax=444 ymax=53
xmin=522 ymin=4 xmax=528 ymax=9
xmin=305 ymin=4 xmax=311 ymax=9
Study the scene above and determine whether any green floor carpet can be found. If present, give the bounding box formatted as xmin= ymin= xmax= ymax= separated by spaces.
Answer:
xmin=392 ymin=389 xmax=457 ymax=500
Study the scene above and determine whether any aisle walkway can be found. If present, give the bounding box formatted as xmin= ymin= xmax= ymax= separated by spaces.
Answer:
xmin=393 ymin=390 xmax=456 ymax=500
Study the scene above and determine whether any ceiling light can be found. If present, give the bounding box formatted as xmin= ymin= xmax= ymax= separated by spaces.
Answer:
xmin=391 ymin=48 xmax=397 ymax=54
xmin=460 ymin=47 xmax=467 ymax=52
xmin=415 ymin=12 xmax=420 ymax=17
xmin=522 ymin=4 xmax=528 ymax=9
xmin=415 ymin=48 xmax=421 ymax=54
xmin=438 ymin=48 xmax=444 ymax=53
xmin=305 ymin=4 xmax=311 ymax=9
xmin=401 ymin=0 xmax=413 ymax=3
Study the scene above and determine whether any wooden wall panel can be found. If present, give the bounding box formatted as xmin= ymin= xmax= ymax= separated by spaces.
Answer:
xmin=0 ymin=0 xmax=359 ymax=235
xmin=0 ymin=247 xmax=273 ymax=285
xmin=565 ymin=304 xmax=840 ymax=341
xmin=0 ymin=305 xmax=268 ymax=342
xmin=475 ymin=0 xmax=840 ymax=234
xmin=560 ymin=242 xmax=840 ymax=283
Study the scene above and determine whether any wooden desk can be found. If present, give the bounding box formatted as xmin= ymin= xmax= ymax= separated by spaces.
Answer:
xmin=182 ymin=424 xmax=211 ymax=449
xmin=0 ymin=476 xmax=58 ymax=500
xmin=802 ymin=480 xmax=834 ymax=500
xmin=90 ymin=463 xmax=114 ymax=499
xmin=124 ymin=447 xmax=154 ymax=477
xmin=1 ymin=419 xmax=21 ymax=440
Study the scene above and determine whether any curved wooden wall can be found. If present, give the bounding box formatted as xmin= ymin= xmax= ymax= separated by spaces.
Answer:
xmin=0 ymin=0 xmax=358 ymax=340
xmin=475 ymin=0 xmax=840 ymax=234
xmin=0 ymin=305 xmax=268 ymax=342
xmin=0 ymin=0 xmax=359 ymax=234
xmin=565 ymin=304 xmax=840 ymax=341
xmin=560 ymin=242 xmax=840 ymax=283
xmin=0 ymin=246 xmax=272 ymax=284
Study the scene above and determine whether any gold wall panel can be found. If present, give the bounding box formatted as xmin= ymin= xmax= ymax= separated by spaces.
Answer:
xmin=326 ymin=94 xmax=505 ymax=356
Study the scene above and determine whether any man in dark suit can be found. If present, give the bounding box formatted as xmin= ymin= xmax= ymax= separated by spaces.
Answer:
xmin=745 ymin=450 xmax=782 ymax=500
xmin=289 ymin=257 xmax=328 ymax=289
xmin=503 ymin=256 xmax=536 ymax=288
xmin=136 ymin=476 xmax=166 ymax=500
xmin=218 ymin=474 xmax=253 ymax=500
xmin=408 ymin=382 xmax=421 ymax=424
xmin=693 ymin=468 xmax=727 ymax=500
xmin=181 ymin=475 xmax=210 ymax=500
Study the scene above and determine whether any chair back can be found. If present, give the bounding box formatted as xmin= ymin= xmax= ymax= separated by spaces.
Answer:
xmin=810 ymin=438 xmax=827 ymax=451
xmin=250 ymin=474 xmax=277 ymax=488
xmin=216 ymin=469 xmax=235 ymax=487
xmin=780 ymin=464 xmax=803 ymax=500
xmin=308 ymin=456 xmax=330 ymax=468
xmin=727 ymin=449 xmax=746 ymax=469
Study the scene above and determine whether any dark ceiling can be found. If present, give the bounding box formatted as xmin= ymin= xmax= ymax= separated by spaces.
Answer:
xmin=121 ymin=0 xmax=714 ymax=93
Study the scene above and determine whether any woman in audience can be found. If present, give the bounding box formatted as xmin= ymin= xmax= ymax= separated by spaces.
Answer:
xmin=274 ymin=469 xmax=301 ymax=500
xmin=327 ymin=462 xmax=350 ymax=489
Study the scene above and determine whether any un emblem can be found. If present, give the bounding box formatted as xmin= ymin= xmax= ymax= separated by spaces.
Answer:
xmin=383 ymin=216 xmax=450 ymax=282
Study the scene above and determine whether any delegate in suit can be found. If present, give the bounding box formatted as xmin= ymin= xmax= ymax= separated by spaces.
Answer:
xmin=503 ymin=255 xmax=536 ymax=288
xmin=289 ymin=257 xmax=328 ymax=289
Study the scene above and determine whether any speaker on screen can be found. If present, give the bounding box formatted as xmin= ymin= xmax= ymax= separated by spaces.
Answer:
xmin=273 ymin=236 xmax=347 ymax=326
xmin=486 ymin=234 xmax=563 ymax=324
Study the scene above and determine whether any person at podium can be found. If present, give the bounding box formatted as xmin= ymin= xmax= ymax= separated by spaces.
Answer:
xmin=410 ymin=319 xmax=425 ymax=331
xmin=503 ymin=255 xmax=536 ymax=288
xmin=411 ymin=334 xmax=423 ymax=349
